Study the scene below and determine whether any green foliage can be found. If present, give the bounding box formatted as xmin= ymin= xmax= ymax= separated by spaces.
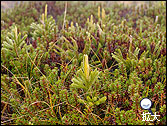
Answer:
xmin=1 ymin=25 xmax=27 ymax=58
xmin=70 ymin=55 xmax=100 ymax=91
xmin=70 ymin=54 xmax=106 ymax=108
xmin=1 ymin=1 xmax=166 ymax=125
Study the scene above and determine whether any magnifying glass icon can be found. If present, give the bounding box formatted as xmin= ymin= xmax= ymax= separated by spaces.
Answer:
xmin=140 ymin=98 xmax=154 ymax=115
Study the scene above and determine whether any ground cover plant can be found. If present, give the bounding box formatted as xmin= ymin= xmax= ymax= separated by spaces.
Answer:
xmin=1 ymin=1 xmax=166 ymax=125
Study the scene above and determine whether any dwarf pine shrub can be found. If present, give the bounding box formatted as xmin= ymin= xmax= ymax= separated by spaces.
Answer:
xmin=1 ymin=1 xmax=166 ymax=125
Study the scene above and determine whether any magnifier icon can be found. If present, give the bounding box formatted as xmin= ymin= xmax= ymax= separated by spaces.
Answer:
xmin=140 ymin=98 xmax=154 ymax=115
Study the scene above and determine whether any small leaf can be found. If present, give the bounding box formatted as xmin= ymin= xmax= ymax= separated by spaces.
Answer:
xmin=87 ymin=96 xmax=92 ymax=102
xmin=98 ymin=96 xmax=107 ymax=104
xmin=78 ymin=98 xmax=85 ymax=104
xmin=88 ymin=102 xmax=94 ymax=107
xmin=92 ymin=97 xmax=97 ymax=102
xmin=95 ymin=101 xmax=100 ymax=106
